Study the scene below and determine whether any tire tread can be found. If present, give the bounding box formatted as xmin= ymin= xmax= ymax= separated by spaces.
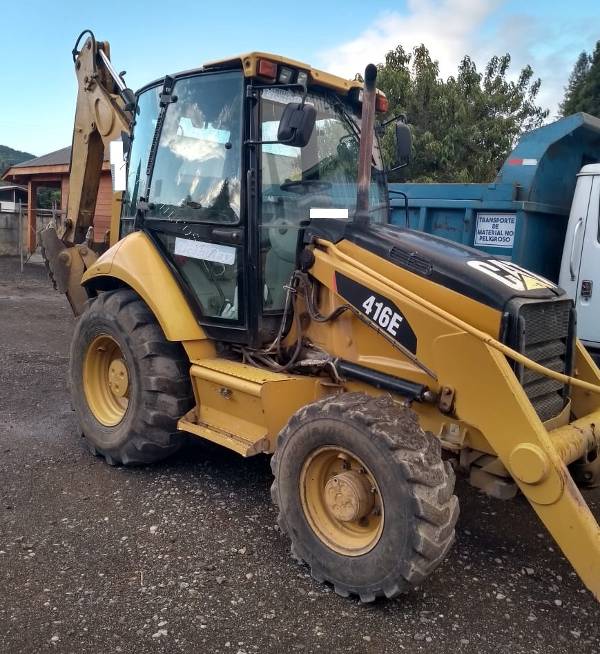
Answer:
xmin=71 ymin=289 xmax=193 ymax=466
xmin=270 ymin=392 xmax=459 ymax=602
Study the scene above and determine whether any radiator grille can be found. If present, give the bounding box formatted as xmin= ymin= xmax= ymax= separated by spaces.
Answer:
xmin=510 ymin=300 xmax=573 ymax=422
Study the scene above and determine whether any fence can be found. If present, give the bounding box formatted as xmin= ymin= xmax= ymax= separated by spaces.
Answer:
xmin=0 ymin=203 xmax=26 ymax=258
xmin=0 ymin=203 xmax=65 ymax=270
xmin=0 ymin=200 xmax=21 ymax=213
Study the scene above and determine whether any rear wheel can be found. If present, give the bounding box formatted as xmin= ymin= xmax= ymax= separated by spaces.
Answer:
xmin=271 ymin=392 xmax=459 ymax=601
xmin=70 ymin=288 xmax=194 ymax=465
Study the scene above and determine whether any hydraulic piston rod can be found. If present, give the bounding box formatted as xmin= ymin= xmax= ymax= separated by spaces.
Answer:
xmin=550 ymin=411 xmax=600 ymax=465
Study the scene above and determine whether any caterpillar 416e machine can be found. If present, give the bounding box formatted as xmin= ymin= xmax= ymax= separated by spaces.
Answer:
xmin=42 ymin=31 xmax=600 ymax=601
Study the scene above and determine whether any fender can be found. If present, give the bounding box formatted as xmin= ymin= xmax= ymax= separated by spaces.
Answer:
xmin=81 ymin=231 xmax=207 ymax=343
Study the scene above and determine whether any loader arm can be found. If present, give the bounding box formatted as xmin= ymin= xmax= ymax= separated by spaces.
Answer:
xmin=41 ymin=30 xmax=134 ymax=315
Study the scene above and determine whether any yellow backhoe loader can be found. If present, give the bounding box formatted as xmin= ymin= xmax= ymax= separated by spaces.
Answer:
xmin=41 ymin=30 xmax=600 ymax=602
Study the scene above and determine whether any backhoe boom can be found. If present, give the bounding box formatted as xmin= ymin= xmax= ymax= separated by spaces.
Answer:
xmin=41 ymin=30 xmax=133 ymax=314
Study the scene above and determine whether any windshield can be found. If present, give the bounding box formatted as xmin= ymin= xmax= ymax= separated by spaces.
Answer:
xmin=146 ymin=72 xmax=243 ymax=223
xmin=259 ymin=88 xmax=388 ymax=310
xmin=260 ymin=88 xmax=388 ymax=224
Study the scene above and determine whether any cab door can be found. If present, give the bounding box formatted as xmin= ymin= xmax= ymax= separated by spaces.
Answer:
xmin=572 ymin=174 xmax=600 ymax=348
xmin=140 ymin=71 xmax=251 ymax=344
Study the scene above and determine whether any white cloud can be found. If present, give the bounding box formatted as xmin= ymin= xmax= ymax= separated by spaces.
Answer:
xmin=319 ymin=0 xmax=597 ymax=117
xmin=319 ymin=0 xmax=501 ymax=78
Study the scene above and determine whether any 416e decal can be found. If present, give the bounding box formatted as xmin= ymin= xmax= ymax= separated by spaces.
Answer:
xmin=335 ymin=273 xmax=417 ymax=353
xmin=361 ymin=295 xmax=404 ymax=337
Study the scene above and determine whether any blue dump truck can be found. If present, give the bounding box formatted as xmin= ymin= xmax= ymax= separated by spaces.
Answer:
xmin=390 ymin=112 xmax=600 ymax=359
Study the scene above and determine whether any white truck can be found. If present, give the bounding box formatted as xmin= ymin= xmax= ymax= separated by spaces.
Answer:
xmin=560 ymin=163 xmax=600 ymax=359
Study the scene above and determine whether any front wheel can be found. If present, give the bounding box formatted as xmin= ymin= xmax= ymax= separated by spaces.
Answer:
xmin=70 ymin=288 xmax=194 ymax=465
xmin=270 ymin=392 xmax=459 ymax=601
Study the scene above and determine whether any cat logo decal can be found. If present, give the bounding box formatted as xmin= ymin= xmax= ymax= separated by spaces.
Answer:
xmin=467 ymin=259 xmax=557 ymax=292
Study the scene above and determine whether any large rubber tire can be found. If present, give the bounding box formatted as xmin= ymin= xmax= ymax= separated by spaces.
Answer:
xmin=270 ymin=392 xmax=459 ymax=602
xmin=70 ymin=288 xmax=194 ymax=465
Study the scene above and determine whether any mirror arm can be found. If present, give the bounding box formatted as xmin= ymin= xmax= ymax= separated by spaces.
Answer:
xmin=388 ymin=161 xmax=409 ymax=172
xmin=388 ymin=189 xmax=410 ymax=228
xmin=380 ymin=112 xmax=408 ymax=128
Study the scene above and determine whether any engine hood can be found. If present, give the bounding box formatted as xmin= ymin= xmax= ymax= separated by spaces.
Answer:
xmin=306 ymin=219 xmax=564 ymax=311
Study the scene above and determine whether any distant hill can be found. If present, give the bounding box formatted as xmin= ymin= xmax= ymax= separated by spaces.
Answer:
xmin=0 ymin=145 xmax=35 ymax=176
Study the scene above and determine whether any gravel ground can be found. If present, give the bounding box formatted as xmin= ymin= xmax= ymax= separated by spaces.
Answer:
xmin=0 ymin=256 xmax=599 ymax=654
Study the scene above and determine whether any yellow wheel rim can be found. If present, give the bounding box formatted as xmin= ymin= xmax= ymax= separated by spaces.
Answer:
xmin=300 ymin=446 xmax=384 ymax=556
xmin=83 ymin=335 xmax=130 ymax=427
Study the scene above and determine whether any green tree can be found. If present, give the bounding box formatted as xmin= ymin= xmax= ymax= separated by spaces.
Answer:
xmin=36 ymin=187 xmax=61 ymax=209
xmin=0 ymin=144 xmax=35 ymax=176
xmin=560 ymin=42 xmax=600 ymax=117
xmin=375 ymin=45 xmax=548 ymax=182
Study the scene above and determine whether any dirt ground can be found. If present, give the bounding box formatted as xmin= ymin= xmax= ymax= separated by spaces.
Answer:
xmin=0 ymin=256 xmax=599 ymax=654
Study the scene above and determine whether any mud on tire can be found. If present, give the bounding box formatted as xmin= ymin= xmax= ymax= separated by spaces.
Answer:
xmin=70 ymin=288 xmax=194 ymax=465
xmin=270 ymin=392 xmax=459 ymax=602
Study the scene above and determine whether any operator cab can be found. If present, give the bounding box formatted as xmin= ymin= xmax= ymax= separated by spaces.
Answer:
xmin=118 ymin=54 xmax=391 ymax=346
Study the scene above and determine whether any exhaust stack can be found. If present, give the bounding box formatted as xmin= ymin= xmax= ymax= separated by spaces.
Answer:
xmin=355 ymin=64 xmax=377 ymax=227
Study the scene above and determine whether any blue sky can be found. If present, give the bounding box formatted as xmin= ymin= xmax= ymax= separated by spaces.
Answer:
xmin=1 ymin=0 xmax=598 ymax=157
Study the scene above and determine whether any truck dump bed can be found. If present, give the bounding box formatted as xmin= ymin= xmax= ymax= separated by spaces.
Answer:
xmin=390 ymin=112 xmax=600 ymax=282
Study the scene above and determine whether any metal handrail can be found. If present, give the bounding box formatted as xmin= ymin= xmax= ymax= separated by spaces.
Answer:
xmin=569 ymin=217 xmax=584 ymax=281
xmin=316 ymin=238 xmax=600 ymax=396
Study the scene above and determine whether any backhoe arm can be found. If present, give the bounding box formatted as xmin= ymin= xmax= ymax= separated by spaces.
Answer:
xmin=41 ymin=30 xmax=134 ymax=315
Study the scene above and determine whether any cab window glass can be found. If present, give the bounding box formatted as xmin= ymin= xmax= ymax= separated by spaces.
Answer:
xmin=121 ymin=86 xmax=160 ymax=235
xmin=147 ymin=72 xmax=243 ymax=224
xmin=597 ymin=179 xmax=600 ymax=243
xmin=155 ymin=232 xmax=241 ymax=321
xmin=259 ymin=88 xmax=387 ymax=311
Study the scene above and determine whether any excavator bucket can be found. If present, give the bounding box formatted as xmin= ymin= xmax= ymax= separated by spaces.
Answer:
xmin=40 ymin=224 xmax=97 ymax=315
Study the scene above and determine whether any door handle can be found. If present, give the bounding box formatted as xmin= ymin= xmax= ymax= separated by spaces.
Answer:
xmin=569 ymin=217 xmax=584 ymax=281
xmin=581 ymin=280 xmax=593 ymax=299
xmin=210 ymin=227 xmax=243 ymax=244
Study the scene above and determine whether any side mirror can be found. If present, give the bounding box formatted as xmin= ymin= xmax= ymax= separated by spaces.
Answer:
xmin=278 ymin=102 xmax=317 ymax=148
xmin=109 ymin=140 xmax=127 ymax=192
xmin=395 ymin=121 xmax=412 ymax=167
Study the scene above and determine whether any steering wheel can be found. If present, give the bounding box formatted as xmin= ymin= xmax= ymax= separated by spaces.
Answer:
xmin=280 ymin=179 xmax=332 ymax=194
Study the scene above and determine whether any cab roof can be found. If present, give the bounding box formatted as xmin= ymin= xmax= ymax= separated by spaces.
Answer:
xmin=579 ymin=163 xmax=600 ymax=175
xmin=203 ymin=51 xmax=378 ymax=98
xmin=137 ymin=51 xmax=386 ymax=103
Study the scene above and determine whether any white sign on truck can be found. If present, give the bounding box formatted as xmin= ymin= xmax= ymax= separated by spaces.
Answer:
xmin=474 ymin=213 xmax=517 ymax=248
